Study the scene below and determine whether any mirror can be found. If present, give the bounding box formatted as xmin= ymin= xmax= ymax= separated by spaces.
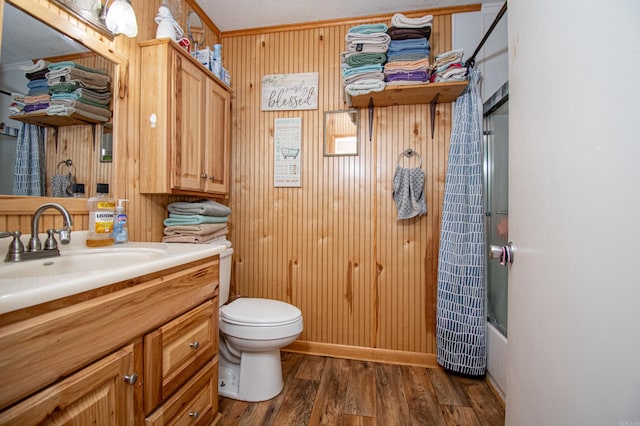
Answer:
xmin=0 ymin=1 xmax=116 ymax=197
xmin=324 ymin=109 xmax=359 ymax=156
xmin=186 ymin=11 xmax=205 ymax=53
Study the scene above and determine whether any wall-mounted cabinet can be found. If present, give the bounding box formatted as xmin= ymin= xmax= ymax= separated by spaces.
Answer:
xmin=139 ymin=39 xmax=231 ymax=197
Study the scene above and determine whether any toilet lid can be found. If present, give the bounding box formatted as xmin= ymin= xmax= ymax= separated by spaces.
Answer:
xmin=221 ymin=298 xmax=302 ymax=326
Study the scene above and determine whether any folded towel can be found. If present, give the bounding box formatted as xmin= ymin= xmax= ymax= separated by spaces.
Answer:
xmin=25 ymin=69 xmax=48 ymax=81
xmin=346 ymin=42 xmax=389 ymax=54
xmin=345 ymin=32 xmax=391 ymax=45
xmin=20 ymin=59 xmax=50 ymax=72
xmin=343 ymin=71 xmax=385 ymax=85
xmin=48 ymin=61 xmax=109 ymax=75
xmin=385 ymin=71 xmax=429 ymax=83
xmin=49 ymin=100 xmax=112 ymax=118
xmin=391 ymin=13 xmax=433 ymax=29
xmin=46 ymin=105 xmax=110 ymax=122
xmin=341 ymin=63 xmax=384 ymax=78
xmin=162 ymin=233 xmax=226 ymax=244
xmin=392 ymin=166 xmax=427 ymax=220
xmin=348 ymin=23 xmax=388 ymax=34
xmin=51 ymin=93 xmax=112 ymax=109
xmin=384 ymin=58 xmax=430 ymax=72
xmin=345 ymin=78 xmax=386 ymax=96
xmin=434 ymin=48 xmax=464 ymax=67
xmin=345 ymin=52 xmax=387 ymax=67
xmin=387 ymin=52 xmax=430 ymax=62
xmin=388 ymin=38 xmax=430 ymax=52
xmin=163 ymin=214 xmax=229 ymax=227
xmin=163 ymin=223 xmax=228 ymax=236
xmin=46 ymin=78 xmax=110 ymax=91
xmin=167 ymin=199 xmax=232 ymax=216
xmin=387 ymin=27 xmax=432 ymax=41
xmin=27 ymin=79 xmax=48 ymax=89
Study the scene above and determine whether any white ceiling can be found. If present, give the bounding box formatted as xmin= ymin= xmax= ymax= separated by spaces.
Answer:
xmin=195 ymin=0 xmax=490 ymax=32
xmin=0 ymin=3 xmax=88 ymax=66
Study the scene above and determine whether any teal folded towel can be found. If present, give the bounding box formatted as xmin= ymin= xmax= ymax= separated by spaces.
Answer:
xmin=342 ymin=64 xmax=384 ymax=78
xmin=48 ymin=61 xmax=108 ymax=75
xmin=346 ymin=52 xmax=387 ymax=67
xmin=163 ymin=214 xmax=229 ymax=226
xmin=349 ymin=23 xmax=388 ymax=34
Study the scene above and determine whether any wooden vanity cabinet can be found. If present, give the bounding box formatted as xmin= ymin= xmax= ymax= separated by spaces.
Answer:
xmin=0 ymin=257 xmax=222 ymax=425
xmin=139 ymin=39 xmax=231 ymax=197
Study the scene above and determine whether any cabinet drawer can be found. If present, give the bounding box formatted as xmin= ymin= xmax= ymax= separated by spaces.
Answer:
xmin=145 ymin=359 xmax=219 ymax=426
xmin=145 ymin=300 xmax=218 ymax=412
xmin=0 ymin=342 xmax=139 ymax=426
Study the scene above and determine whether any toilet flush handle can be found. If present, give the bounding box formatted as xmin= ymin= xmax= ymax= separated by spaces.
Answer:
xmin=189 ymin=341 xmax=200 ymax=350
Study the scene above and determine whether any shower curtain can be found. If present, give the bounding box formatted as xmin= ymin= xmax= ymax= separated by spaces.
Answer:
xmin=436 ymin=69 xmax=486 ymax=376
xmin=13 ymin=123 xmax=46 ymax=196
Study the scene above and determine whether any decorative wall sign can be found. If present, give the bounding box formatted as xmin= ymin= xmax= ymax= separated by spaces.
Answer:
xmin=274 ymin=118 xmax=302 ymax=187
xmin=261 ymin=73 xmax=318 ymax=111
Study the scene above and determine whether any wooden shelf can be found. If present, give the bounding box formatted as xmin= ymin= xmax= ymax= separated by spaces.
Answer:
xmin=9 ymin=111 xmax=107 ymax=127
xmin=349 ymin=80 xmax=468 ymax=108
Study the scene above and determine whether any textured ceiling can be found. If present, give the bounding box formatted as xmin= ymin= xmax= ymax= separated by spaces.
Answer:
xmin=1 ymin=3 xmax=88 ymax=66
xmin=195 ymin=0 xmax=490 ymax=32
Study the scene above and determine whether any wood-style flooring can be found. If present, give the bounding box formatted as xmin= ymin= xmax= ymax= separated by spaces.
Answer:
xmin=218 ymin=353 xmax=505 ymax=425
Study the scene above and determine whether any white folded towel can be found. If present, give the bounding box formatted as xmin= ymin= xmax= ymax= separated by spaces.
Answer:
xmin=345 ymin=79 xmax=386 ymax=96
xmin=391 ymin=13 xmax=433 ymax=29
xmin=345 ymin=32 xmax=391 ymax=45
xmin=20 ymin=59 xmax=50 ymax=72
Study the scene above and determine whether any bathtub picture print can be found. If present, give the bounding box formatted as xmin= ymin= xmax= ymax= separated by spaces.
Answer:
xmin=274 ymin=117 xmax=302 ymax=187
xmin=261 ymin=73 xmax=318 ymax=111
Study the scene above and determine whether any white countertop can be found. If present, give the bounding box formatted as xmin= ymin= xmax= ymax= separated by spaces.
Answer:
xmin=0 ymin=231 xmax=227 ymax=315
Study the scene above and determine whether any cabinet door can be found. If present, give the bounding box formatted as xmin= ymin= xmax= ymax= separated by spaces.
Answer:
xmin=0 ymin=343 xmax=140 ymax=426
xmin=172 ymin=53 xmax=207 ymax=192
xmin=204 ymin=79 xmax=231 ymax=194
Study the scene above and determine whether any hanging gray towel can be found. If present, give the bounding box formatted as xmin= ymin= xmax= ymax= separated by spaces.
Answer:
xmin=392 ymin=166 xmax=427 ymax=219
xmin=51 ymin=160 xmax=76 ymax=197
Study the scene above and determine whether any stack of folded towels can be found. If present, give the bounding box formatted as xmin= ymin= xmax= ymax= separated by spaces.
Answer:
xmin=341 ymin=23 xmax=390 ymax=98
xmin=46 ymin=61 xmax=112 ymax=122
xmin=384 ymin=13 xmax=433 ymax=85
xmin=19 ymin=59 xmax=51 ymax=114
xmin=163 ymin=199 xmax=231 ymax=244
xmin=430 ymin=48 xmax=466 ymax=82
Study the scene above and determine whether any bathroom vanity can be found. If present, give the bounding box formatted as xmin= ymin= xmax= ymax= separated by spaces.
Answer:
xmin=0 ymin=236 xmax=224 ymax=425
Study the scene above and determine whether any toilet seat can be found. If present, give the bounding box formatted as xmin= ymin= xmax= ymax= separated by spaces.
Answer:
xmin=221 ymin=298 xmax=302 ymax=327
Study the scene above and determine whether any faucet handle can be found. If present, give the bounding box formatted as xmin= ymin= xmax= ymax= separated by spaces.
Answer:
xmin=3 ymin=231 xmax=25 ymax=262
xmin=44 ymin=229 xmax=58 ymax=250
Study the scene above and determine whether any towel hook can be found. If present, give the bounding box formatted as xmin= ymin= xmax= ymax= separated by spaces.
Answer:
xmin=397 ymin=149 xmax=422 ymax=168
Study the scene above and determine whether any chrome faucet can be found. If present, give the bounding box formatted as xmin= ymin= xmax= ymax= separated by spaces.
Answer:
xmin=2 ymin=202 xmax=73 ymax=262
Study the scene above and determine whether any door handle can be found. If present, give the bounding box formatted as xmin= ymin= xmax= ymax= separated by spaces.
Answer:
xmin=489 ymin=242 xmax=515 ymax=265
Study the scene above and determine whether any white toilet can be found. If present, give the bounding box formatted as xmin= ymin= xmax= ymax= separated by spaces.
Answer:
xmin=217 ymin=244 xmax=303 ymax=402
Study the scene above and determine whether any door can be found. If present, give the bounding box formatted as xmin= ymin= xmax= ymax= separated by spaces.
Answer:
xmin=507 ymin=0 xmax=640 ymax=424
xmin=173 ymin=53 xmax=206 ymax=192
xmin=484 ymin=87 xmax=509 ymax=338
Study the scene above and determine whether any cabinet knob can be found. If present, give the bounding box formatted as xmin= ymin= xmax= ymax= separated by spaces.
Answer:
xmin=189 ymin=411 xmax=199 ymax=420
xmin=123 ymin=373 xmax=138 ymax=385
xmin=208 ymin=175 xmax=215 ymax=181
xmin=189 ymin=341 xmax=200 ymax=350
xmin=200 ymin=173 xmax=209 ymax=179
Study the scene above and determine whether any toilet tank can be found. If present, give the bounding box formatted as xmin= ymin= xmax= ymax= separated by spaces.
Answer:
xmin=219 ymin=246 xmax=233 ymax=306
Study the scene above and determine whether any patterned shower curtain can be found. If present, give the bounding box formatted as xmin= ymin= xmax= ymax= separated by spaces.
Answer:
xmin=13 ymin=123 xmax=46 ymax=196
xmin=436 ymin=69 xmax=486 ymax=376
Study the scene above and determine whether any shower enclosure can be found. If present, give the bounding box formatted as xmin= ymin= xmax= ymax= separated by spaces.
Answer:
xmin=483 ymin=81 xmax=509 ymax=397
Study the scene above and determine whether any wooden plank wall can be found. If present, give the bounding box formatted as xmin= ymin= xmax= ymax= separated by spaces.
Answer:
xmin=0 ymin=0 xmax=474 ymax=359
xmin=223 ymin=13 xmax=454 ymax=354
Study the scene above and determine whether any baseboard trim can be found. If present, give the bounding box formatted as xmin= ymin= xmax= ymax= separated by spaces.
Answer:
xmin=283 ymin=340 xmax=440 ymax=368
xmin=485 ymin=374 xmax=506 ymax=408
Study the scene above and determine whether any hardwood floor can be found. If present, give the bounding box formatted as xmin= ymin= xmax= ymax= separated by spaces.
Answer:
xmin=218 ymin=353 xmax=505 ymax=425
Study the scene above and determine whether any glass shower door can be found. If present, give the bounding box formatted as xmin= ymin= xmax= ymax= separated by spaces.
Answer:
xmin=483 ymin=83 xmax=509 ymax=337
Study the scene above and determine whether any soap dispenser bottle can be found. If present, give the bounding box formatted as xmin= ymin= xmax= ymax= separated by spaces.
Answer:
xmin=114 ymin=199 xmax=129 ymax=244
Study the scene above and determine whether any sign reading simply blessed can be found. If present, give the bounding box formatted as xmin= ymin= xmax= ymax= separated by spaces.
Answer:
xmin=261 ymin=72 xmax=318 ymax=111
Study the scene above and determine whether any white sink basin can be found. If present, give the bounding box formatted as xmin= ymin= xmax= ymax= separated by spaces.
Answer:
xmin=0 ymin=248 xmax=166 ymax=279
xmin=0 ymin=231 xmax=228 ymax=315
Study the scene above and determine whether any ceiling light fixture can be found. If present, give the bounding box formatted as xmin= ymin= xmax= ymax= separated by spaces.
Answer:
xmin=101 ymin=0 xmax=138 ymax=37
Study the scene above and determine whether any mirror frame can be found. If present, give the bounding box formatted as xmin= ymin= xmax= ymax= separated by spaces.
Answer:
xmin=0 ymin=0 xmax=128 ymax=212
xmin=323 ymin=109 xmax=360 ymax=157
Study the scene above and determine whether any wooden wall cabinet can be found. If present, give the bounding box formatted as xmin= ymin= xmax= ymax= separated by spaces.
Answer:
xmin=0 ymin=258 xmax=221 ymax=425
xmin=139 ymin=39 xmax=231 ymax=197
